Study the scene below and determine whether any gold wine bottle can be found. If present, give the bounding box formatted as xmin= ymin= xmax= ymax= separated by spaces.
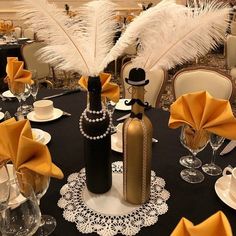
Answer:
xmin=123 ymin=68 xmax=153 ymax=204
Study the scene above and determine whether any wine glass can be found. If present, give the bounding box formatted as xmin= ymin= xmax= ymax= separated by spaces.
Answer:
xmin=7 ymin=81 xmax=25 ymax=113
xmin=1 ymin=180 xmax=41 ymax=236
xmin=202 ymin=133 xmax=225 ymax=176
xmin=106 ymin=99 xmax=117 ymax=133
xmin=16 ymin=170 xmax=56 ymax=236
xmin=21 ymin=84 xmax=33 ymax=115
xmin=180 ymin=125 xmax=209 ymax=183
xmin=31 ymin=78 xmax=39 ymax=101
xmin=0 ymin=162 xmax=10 ymax=212
xmin=179 ymin=126 xmax=202 ymax=168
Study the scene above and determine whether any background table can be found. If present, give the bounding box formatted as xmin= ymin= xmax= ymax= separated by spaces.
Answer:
xmin=0 ymin=88 xmax=236 ymax=235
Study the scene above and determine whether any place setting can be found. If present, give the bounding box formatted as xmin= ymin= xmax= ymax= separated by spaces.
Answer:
xmin=27 ymin=100 xmax=64 ymax=122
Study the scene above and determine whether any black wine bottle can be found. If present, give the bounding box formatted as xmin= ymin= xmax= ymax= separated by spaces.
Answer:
xmin=79 ymin=76 xmax=112 ymax=193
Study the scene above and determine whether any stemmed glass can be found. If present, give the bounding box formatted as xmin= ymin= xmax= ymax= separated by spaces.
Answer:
xmin=30 ymin=69 xmax=39 ymax=101
xmin=0 ymin=162 xmax=10 ymax=235
xmin=0 ymin=162 xmax=10 ymax=212
xmin=180 ymin=125 xmax=209 ymax=183
xmin=179 ymin=126 xmax=202 ymax=168
xmin=8 ymin=81 xmax=25 ymax=113
xmin=202 ymin=133 xmax=225 ymax=176
xmin=16 ymin=171 xmax=56 ymax=236
xmin=21 ymin=84 xmax=33 ymax=115
xmin=1 ymin=180 xmax=41 ymax=236
xmin=106 ymin=99 xmax=117 ymax=133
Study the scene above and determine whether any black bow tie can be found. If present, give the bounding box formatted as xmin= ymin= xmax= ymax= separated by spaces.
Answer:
xmin=130 ymin=112 xmax=143 ymax=119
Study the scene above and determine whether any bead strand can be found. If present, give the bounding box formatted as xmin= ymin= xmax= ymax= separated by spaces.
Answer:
xmin=83 ymin=108 xmax=106 ymax=123
xmin=79 ymin=108 xmax=113 ymax=140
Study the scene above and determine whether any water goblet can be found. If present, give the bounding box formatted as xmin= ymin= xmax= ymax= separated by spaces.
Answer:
xmin=180 ymin=125 xmax=209 ymax=183
xmin=179 ymin=126 xmax=202 ymax=168
xmin=0 ymin=162 xmax=10 ymax=212
xmin=1 ymin=180 xmax=41 ymax=236
xmin=29 ymin=69 xmax=39 ymax=101
xmin=106 ymin=100 xmax=117 ymax=133
xmin=21 ymin=84 xmax=33 ymax=115
xmin=202 ymin=133 xmax=225 ymax=176
xmin=16 ymin=170 xmax=56 ymax=236
xmin=8 ymin=81 xmax=25 ymax=113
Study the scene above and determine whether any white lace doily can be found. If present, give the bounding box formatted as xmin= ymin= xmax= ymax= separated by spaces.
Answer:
xmin=58 ymin=161 xmax=170 ymax=236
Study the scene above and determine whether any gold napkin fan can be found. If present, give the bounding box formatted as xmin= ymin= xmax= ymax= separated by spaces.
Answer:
xmin=5 ymin=57 xmax=32 ymax=94
xmin=4 ymin=119 xmax=63 ymax=193
xmin=169 ymin=91 xmax=236 ymax=140
xmin=79 ymin=72 xmax=120 ymax=103
xmin=171 ymin=211 xmax=232 ymax=236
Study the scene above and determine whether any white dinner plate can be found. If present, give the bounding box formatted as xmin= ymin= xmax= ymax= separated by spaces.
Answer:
xmin=215 ymin=175 xmax=236 ymax=210
xmin=27 ymin=108 xmax=63 ymax=122
xmin=41 ymin=131 xmax=51 ymax=145
xmin=111 ymin=133 xmax=122 ymax=153
xmin=115 ymin=99 xmax=131 ymax=111
xmin=0 ymin=112 xmax=4 ymax=121
xmin=2 ymin=90 xmax=15 ymax=98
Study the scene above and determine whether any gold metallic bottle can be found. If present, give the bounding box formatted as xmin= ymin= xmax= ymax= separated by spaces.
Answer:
xmin=123 ymin=68 xmax=153 ymax=204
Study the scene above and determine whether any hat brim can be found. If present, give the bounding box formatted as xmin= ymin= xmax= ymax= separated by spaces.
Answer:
xmin=125 ymin=78 xmax=149 ymax=86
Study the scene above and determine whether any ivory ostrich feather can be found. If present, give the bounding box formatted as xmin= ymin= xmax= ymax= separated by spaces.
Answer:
xmin=132 ymin=1 xmax=229 ymax=71
xmin=17 ymin=0 xmax=117 ymax=76
xmin=102 ymin=0 xmax=185 ymax=69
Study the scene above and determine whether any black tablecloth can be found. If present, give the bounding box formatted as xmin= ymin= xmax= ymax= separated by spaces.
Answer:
xmin=1 ymin=89 xmax=236 ymax=236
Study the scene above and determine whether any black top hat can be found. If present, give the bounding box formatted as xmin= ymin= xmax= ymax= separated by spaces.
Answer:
xmin=125 ymin=68 xmax=149 ymax=86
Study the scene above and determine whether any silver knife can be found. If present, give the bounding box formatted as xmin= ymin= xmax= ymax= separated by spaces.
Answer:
xmin=116 ymin=113 xmax=130 ymax=122
xmin=42 ymin=88 xmax=81 ymax=99
xmin=220 ymin=140 xmax=236 ymax=156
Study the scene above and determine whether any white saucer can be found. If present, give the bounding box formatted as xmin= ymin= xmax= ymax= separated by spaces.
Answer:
xmin=0 ymin=112 xmax=4 ymax=121
xmin=32 ymin=128 xmax=51 ymax=145
xmin=27 ymin=108 xmax=63 ymax=122
xmin=2 ymin=90 xmax=15 ymax=98
xmin=111 ymin=133 xmax=122 ymax=153
xmin=41 ymin=131 xmax=51 ymax=145
xmin=215 ymin=175 xmax=236 ymax=210
xmin=115 ymin=99 xmax=131 ymax=111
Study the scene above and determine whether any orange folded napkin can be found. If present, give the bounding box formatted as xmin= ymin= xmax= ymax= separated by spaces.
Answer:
xmin=5 ymin=57 xmax=32 ymax=94
xmin=4 ymin=119 xmax=63 ymax=193
xmin=0 ymin=118 xmax=17 ymax=163
xmin=171 ymin=211 xmax=232 ymax=236
xmin=168 ymin=91 xmax=236 ymax=140
xmin=79 ymin=72 xmax=120 ymax=103
xmin=0 ymin=21 xmax=14 ymax=33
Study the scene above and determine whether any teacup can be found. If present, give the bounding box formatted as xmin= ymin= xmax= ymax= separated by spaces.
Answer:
xmin=33 ymin=100 xmax=54 ymax=120
xmin=116 ymin=123 xmax=123 ymax=149
xmin=223 ymin=166 xmax=236 ymax=201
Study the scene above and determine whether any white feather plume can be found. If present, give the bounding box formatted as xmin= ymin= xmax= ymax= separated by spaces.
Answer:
xmin=132 ymin=1 xmax=229 ymax=71
xmin=79 ymin=0 xmax=117 ymax=75
xmin=17 ymin=0 xmax=117 ymax=76
xmin=102 ymin=0 xmax=186 ymax=69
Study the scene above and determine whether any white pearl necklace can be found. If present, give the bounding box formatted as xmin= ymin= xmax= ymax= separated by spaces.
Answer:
xmin=79 ymin=108 xmax=112 ymax=140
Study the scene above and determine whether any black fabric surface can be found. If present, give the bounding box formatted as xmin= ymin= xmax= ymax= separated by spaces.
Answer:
xmin=0 ymin=88 xmax=236 ymax=236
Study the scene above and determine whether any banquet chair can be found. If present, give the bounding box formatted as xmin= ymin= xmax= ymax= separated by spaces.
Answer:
xmin=22 ymin=28 xmax=35 ymax=40
xmin=21 ymin=41 xmax=53 ymax=88
xmin=172 ymin=66 xmax=233 ymax=101
xmin=120 ymin=61 xmax=167 ymax=107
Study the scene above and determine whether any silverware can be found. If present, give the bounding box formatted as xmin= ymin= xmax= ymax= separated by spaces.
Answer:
xmin=42 ymin=88 xmax=81 ymax=99
xmin=62 ymin=111 xmax=72 ymax=117
xmin=220 ymin=140 xmax=236 ymax=156
xmin=152 ymin=138 xmax=158 ymax=143
xmin=116 ymin=113 xmax=130 ymax=121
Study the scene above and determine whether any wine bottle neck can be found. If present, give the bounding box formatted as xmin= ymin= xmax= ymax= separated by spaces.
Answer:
xmin=88 ymin=76 xmax=102 ymax=111
xmin=131 ymin=86 xmax=144 ymax=114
